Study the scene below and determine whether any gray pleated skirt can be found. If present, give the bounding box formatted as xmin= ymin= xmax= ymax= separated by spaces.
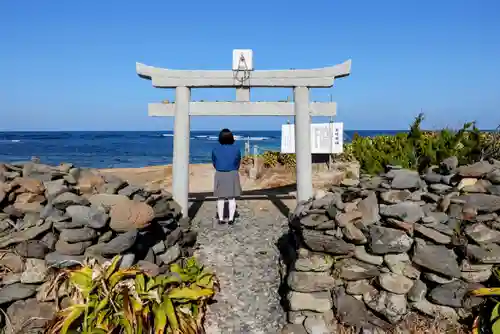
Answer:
xmin=214 ymin=170 xmax=242 ymax=198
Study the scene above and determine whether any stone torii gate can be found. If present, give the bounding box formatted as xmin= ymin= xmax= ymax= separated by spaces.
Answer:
xmin=136 ymin=50 xmax=351 ymax=217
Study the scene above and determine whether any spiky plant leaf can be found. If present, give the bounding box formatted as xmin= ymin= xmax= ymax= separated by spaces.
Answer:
xmin=164 ymin=297 xmax=179 ymax=331
xmin=109 ymin=268 xmax=141 ymax=288
xmin=196 ymin=272 xmax=215 ymax=289
xmin=118 ymin=315 xmax=134 ymax=334
xmin=88 ymin=329 xmax=107 ymax=334
xmin=135 ymin=273 xmax=146 ymax=293
xmin=68 ymin=268 xmax=93 ymax=297
xmin=105 ymin=255 xmax=122 ymax=279
xmin=57 ymin=304 xmax=86 ymax=334
xmin=177 ymin=311 xmax=198 ymax=334
xmin=472 ymin=315 xmax=480 ymax=334
xmin=168 ymin=287 xmax=214 ymax=301
xmin=152 ymin=302 xmax=167 ymax=334
xmin=472 ymin=288 xmax=500 ymax=297
xmin=491 ymin=303 xmax=500 ymax=334
xmin=169 ymin=263 xmax=192 ymax=282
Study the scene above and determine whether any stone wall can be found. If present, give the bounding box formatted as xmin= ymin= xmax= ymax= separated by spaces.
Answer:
xmin=0 ymin=161 xmax=196 ymax=333
xmin=282 ymin=158 xmax=500 ymax=333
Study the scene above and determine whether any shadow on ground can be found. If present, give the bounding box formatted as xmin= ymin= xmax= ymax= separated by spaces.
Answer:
xmin=187 ymin=184 xmax=297 ymax=220
xmin=276 ymin=230 xmax=298 ymax=313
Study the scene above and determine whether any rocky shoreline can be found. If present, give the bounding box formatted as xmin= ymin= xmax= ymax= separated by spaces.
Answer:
xmin=282 ymin=158 xmax=500 ymax=333
xmin=0 ymin=161 xmax=196 ymax=333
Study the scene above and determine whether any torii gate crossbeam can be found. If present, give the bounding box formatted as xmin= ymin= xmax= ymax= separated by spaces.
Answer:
xmin=136 ymin=51 xmax=351 ymax=218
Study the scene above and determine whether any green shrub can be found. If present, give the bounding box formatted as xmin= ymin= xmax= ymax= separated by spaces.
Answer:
xmin=254 ymin=113 xmax=500 ymax=175
xmin=278 ymin=153 xmax=296 ymax=169
xmin=341 ymin=113 xmax=500 ymax=174
xmin=262 ymin=151 xmax=279 ymax=168
xmin=244 ymin=151 xmax=296 ymax=169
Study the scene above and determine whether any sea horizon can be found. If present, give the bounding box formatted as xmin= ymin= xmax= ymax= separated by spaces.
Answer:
xmin=0 ymin=129 xmax=496 ymax=169
xmin=1 ymin=128 xmax=497 ymax=132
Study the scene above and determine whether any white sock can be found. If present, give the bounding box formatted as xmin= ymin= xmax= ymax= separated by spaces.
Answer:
xmin=217 ymin=199 xmax=225 ymax=220
xmin=228 ymin=198 xmax=236 ymax=221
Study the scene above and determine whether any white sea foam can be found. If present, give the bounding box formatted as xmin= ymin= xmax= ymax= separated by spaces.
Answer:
xmin=234 ymin=135 xmax=270 ymax=141
xmin=188 ymin=134 xmax=272 ymax=141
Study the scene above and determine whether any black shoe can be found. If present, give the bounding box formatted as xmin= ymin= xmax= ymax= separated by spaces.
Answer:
xmin=214 ymin=216 xmax=226 ymax=224
xmin=228 ymin=220 xmax=234 ymax=225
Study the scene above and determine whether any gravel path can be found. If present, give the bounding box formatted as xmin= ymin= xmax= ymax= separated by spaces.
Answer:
xmin=191 ymin=199 xmax=288 ymax=334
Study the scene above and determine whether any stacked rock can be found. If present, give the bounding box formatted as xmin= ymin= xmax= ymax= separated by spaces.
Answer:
xmin=0 ymin=160 xmax=195 ymax=333
xmin=282 ymin=158 xmax=500 ymax=333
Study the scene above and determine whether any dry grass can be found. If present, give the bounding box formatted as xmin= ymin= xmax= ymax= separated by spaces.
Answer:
xmin=0 ymin=250 xmax=14 ymax=276
xmin=331 ymin=313 xmax=468 ymax=334
xmin=397 ymin=313 xmax=468 ymax=334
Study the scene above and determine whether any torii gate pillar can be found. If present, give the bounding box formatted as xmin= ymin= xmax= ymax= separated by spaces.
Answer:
xmin=172 ymin=86 xmax=191 ymax=216
xmin=294 ymin=86 xmax=313 ymax=202
xmin=137 ymin=50 xmax=351 ymax=217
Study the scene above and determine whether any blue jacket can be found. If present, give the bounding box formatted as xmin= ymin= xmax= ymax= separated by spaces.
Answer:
xmin=212 ymin=144 xmax=241 ymax=172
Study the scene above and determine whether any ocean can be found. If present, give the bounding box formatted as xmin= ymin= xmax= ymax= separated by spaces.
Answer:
xmin=0 ymin=130 xmax=403 ymax=169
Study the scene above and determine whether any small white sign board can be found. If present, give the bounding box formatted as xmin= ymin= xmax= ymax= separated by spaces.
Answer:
xmin=281 ymin=122 xmax=344 ymax=154
xmin=232 ymin=49 xmax=254 ymax=70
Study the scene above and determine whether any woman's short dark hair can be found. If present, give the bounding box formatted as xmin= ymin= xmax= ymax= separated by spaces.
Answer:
xmin=218 ymin=128 xmax=235 ymax=145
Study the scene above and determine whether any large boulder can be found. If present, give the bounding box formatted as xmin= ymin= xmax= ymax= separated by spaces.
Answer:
xmin=109 ymin=201 xmax=155 ymax=232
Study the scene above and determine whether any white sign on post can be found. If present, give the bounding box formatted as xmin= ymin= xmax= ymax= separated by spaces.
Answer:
xmin=281 ymin=122 xmax=344 ymax=154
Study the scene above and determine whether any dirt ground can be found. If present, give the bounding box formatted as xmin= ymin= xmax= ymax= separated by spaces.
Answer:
xmin=99 ymin=163 xmax=346 ymax=193
xmin=98 ymin=163 xmax=350 ymax=217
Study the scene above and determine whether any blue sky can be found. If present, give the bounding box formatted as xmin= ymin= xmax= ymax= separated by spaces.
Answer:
xmin=0 ymin=0 xmax=498 ymax=131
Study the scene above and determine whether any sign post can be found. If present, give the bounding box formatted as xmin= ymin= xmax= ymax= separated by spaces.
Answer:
xmin=281 ymin=122 xmax=344 ymax=154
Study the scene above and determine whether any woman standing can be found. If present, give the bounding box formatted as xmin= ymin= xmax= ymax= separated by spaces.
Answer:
xmin=211 ymin=128 xmax=242 ymax=224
